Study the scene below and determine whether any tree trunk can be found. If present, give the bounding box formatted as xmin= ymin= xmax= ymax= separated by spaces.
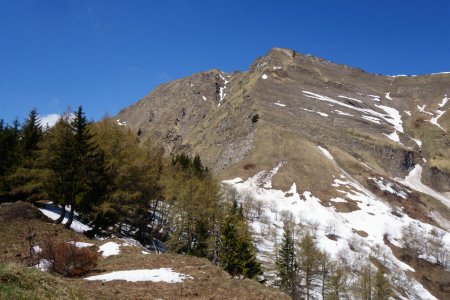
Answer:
xmin=55 ymin=204 xmax=66 ymax=224
xmin=64 ymin=205 xmax=75 ymax=229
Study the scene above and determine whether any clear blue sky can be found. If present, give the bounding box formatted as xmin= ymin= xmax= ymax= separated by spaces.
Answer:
xmin=1 ymin=0 xmax=450 ymax=124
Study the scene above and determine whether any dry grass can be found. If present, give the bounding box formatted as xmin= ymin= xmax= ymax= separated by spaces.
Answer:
xmin=0 ymin=202 xmax=290 ymax=300
xmin=0 ymin=262 xmax=81 ymax=300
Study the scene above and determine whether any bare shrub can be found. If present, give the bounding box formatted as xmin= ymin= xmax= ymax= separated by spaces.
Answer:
xmin=40 ymin=236 xmax=98 ymax=277
xmin=243 ymin=163 xmax=256 ymax=170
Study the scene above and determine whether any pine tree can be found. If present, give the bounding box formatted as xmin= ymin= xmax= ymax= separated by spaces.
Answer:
xmin=65 ymin=106 xmax=107 ymax=228
xmin=20 ymin=108 xmax=42 ymax=158
xmin=44 ymin=113 xmax=76 ymax=224
xmin=6 ymin=109 xmax=46 ymax=201
xmin=219 ymin=200 xmax=262 ymax=279
xmin=276 ymin=223 xmax=299 ymax=299
xmin=44 ymin=107 xmax=107 ymax=228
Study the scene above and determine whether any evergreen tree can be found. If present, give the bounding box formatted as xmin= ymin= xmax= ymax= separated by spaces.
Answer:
xmin=219 ymin=200 xmax=262 ymax=279
xmin=20 ymin=108 xmax=42 ymax=157
xmin=44 ymin=113 xmax=76 ymax=224
xmin=65 ymin=106 xmax=107 ymax=228
xmin=6 ymin=109 xmax=46 ymax=201
xmin=276 ymin=222 xmax=299 ymax=299
xmin=44 ymin=107 xmax=107 ymax=228
xmin=0 ymin=119 xmax=20 ymax=198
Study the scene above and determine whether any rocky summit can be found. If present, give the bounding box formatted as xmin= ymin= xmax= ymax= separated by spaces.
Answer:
xmin=117 ymin=48 xmax=450 ymax=299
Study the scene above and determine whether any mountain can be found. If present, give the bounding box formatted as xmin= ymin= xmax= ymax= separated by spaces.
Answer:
xmin=117 ymin=48 xmax=450 ymax=299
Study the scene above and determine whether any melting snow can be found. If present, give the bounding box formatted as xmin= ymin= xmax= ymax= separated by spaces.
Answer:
xmin=69 ymin=241 xmax=94 ymax=248
xmin=369 ymin=177 xmax=408 ymax=199
xmin=361 ymin=115 xmax=381 ymax=124
xmin=338 ymin=95 xmax=362 ymax=103
xmin=35 ymin=259 xmax=51 ymax=271
xmin=116 ymin=119 xmax=127 ymax=126
xmin=429 ymin=110 xmax=445 ymax=130
xmin=384 ymin=131 xmax=401 ymax=144
xmin=368 ymin=95 xmax=381 ymax=102
xmin=99 ymin=242 xmax=120 ymax=257
xmin=412 ymin=138 xmax=422 ymax=148
xmin=303 ymin=91 xmax=403 ymax=131
xmin=39 ymin=207 xmax=91 ymax=233
xmin=439 ymin=95 xmax=448 ymax=108
xmin=395 ymin=165 xmax=450 ymax=209
xmin=318 ymin=146 xmax=334 ymax=161
xmin=85 ymin=268 xmax=192 ymax=283
xmin=261 ymin=74 xmax=268 ymax=80
xmin=274 ymin=102 xmax=286 ymax=107
xmin=223 ymin=158 xmax=449 ymax=299
xmin=303 ymin=108 xmax=328 ymax=117
xmin=417 ymin=105 xmax=433 ymax=116
xmin=375 ymin=104 xmax=404 ymax=132
xmin=385 ymin=92 xmax=393 ymax=100
xmin=202 ymin=96 xmax=207 ymax=101
xmin=335 ymin=110 xmax=353 ymax=116
xmin=33 ymin=246 xmax=42 ymax=253
xmin=404 ymin=111 xmax=411 ymax=116
xmin=219 ymin=74 xmax=229 ymax=102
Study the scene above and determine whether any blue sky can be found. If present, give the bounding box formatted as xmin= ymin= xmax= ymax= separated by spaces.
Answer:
xmin=1 ymin=0 xmax=450 ymax=124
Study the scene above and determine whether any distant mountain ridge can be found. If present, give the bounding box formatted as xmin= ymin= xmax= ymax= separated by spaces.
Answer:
xmin=116 ymin=47 xmax=450 ymax=299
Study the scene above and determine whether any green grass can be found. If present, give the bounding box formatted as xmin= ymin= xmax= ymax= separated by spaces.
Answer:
xmin=0 ymin=263 xmax=81 ymax=300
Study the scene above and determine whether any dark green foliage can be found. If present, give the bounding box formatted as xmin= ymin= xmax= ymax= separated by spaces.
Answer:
xmin=276 ymin=223 xmax=298 ymax=298
xmin=219 ymin=200 xmax=262 ymax=279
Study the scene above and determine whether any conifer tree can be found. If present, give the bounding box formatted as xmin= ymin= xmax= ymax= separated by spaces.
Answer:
xmin=276 ymin=222 xmax=299 ymax=299
xmin=6 ymin=109 xmax=46 ymax=201
xmin=219 ymin=199 xmax=262 ymax=279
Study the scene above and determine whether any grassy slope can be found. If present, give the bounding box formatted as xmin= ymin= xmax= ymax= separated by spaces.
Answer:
xmin=0 ymin=263 xmax=81 ymax=300
xmin=0 ymin=202 xmax=290 ymax=300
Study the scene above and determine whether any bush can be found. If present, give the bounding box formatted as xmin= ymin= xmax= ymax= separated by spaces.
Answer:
xmin=40 ymin=236 xmax=98 ymax=277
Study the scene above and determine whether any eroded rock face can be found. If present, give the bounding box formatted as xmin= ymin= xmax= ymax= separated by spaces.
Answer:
xmin=117 ymin=47 xmax=450 ymax=192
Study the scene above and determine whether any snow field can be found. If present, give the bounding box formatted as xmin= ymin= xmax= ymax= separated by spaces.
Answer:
xmin=223 ymin=154 xmax=449 ymax=299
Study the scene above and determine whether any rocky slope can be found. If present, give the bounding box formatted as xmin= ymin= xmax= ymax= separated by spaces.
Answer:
xmin=117 ymin=48 xmax=450 ymax=299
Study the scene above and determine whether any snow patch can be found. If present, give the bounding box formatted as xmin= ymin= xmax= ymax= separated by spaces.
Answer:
xmin=439 ymin=95 xmax=448 ymax=108
xmin=69 ymin=241 xmax=94 ymax=248
xmin=318 ymin=146 xmax=334 ymax=161
xmin=85 ymin=268 xmax=192 ymax=283
xmin=335 ymin=110 xmax=353 ymax=116
xmin=39 ymin=207 xmax=91 ymax=233
xmin=261 ymin=74 xmax=268 ymax=80
xmin=412 ymin=138 xmax=422 ymax=148
xmin=338 ymin=95 xmax=362 ymax=103
xmin=395 ymin=165 xmax=450 ymax=209
xmin=99 ymin=242 xmax=120 ymax=257
xmin=385 ymin=92 xmax=393 ymax=100
xmin=274 ymin=102 xmax=286 ymax=107
xmin=384 ymin=131 xmax=401 ymax=144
